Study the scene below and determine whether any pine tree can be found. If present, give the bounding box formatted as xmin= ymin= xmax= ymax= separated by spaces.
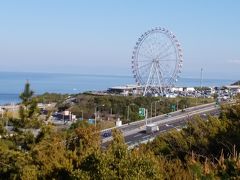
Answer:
xmin=17 ymin=81 xmax=40 ymax=128
xmin=19 ymin=81 xmax=34 ymax=106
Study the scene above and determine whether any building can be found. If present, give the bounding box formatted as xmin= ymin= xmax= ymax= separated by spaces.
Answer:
xmin=183 ymin=87 xmax=195 ymax=92
xmin=107 ymin=85 xmax=142 ymax=96
xmin=224 ymin=85 xmax=240 ymax=93
xmin=170 ymin=87 xmax=183 ymax=92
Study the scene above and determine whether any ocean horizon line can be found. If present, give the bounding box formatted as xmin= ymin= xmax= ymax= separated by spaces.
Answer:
xmin=0 ymin=71 xmax=237 ymax=81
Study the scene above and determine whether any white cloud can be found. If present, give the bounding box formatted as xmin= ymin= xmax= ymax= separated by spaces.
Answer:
xmin=227 ymin=59 xmax=240 ymax=64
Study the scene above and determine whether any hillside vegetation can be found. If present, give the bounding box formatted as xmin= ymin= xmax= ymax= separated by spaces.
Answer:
xmin=0 ymin=84 xmax=239 ymax=179
xmin=38 ymin=93 xmax=214 ymax=123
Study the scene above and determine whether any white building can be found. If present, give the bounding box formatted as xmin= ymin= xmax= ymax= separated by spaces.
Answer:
xmin=170 ymin=87 xmax=183 ymax=92
xmin=183 ymin=87 xmax=195 ymax=92
xmin=108 ymin=85 xmax=142 ymax=96
xmin=225 ymin=85 xmax=240 ymax=93
xmin=165 ymin=94 xmax=177 ymax=98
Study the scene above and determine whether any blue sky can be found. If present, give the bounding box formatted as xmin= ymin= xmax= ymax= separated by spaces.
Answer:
xmin=0 ymin=0 xmax=239 ymax=79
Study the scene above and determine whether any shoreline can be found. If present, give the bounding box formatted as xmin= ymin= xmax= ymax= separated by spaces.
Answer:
xmin=0 ymin=72 xmax=237 ymax=105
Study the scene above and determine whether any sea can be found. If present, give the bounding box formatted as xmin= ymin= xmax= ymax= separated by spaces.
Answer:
xmin=0 ymin=72 xmax=236 ymax=105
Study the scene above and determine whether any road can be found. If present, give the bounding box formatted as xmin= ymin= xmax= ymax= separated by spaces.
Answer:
xmin=101 ymin=102 xmax=219 ymax=147
xmin=125 ymin=108 xmax=219 ymax=149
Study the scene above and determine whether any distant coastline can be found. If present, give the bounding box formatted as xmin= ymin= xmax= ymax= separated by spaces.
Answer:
xmin=0 ymin=93 xmax=20 ymax=105
xmin=0 ymin=71 xmax=237 ymax=81
xmin=0 ymin=71 xmax=237 ymax=105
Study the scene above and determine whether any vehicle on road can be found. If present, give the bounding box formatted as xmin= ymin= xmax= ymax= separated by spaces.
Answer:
xmin=146 ymin=123 xmax=159 ymax=134
xmin=102 ymin=131 xmax=112 ymax=138
xmin=165 ymin=113 xmax=172 ymax=117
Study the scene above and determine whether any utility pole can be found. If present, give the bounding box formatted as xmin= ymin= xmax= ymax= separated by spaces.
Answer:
xmin=127 ymin=104 xmax=137 ymax=123
xmin=94 ymin=107 xmax=97 ymax=127
xmin=127 ymin=105 xmax=129 ymax=123
xmin=155 ymin=101 xmax=157 ymax=116
xmin=150 ymin=101 xmax=155 ymax=117
xmin=176 ymin=99 xmax=179 ymax=111
xmin=151 ymin=103 xmax=153 ymax=118
xmin=145 ymin=109 xmax=148 ymax=125
xmin=95 ymin=104 xmax=105 ymax=127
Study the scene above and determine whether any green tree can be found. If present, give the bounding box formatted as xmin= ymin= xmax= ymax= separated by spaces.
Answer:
xmin=32 ymin=132 xmax=73 ymax=178
xmin=16 ymin=81 xmax=41 ymax=128
xmin=0 ymin=142 xmax=38 ymax=179
xmin=178 ymin=98 xmax=191 ymax=109
xmin=19 ymin=81 xmax=34 ymax=105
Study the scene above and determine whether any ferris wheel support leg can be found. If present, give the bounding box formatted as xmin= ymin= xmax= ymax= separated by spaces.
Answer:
xmin=143 ymin=63 xmax=154 ymax=96
xmin=155 ymin=64 xmax=163 ymax=95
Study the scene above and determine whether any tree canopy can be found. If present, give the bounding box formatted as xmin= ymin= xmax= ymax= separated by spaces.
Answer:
xmin=0 ymin=84 xmax=239 ymax=179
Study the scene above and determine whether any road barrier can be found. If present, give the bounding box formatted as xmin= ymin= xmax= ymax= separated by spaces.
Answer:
xmin=102 ymin=103 xmax=219 ymax=144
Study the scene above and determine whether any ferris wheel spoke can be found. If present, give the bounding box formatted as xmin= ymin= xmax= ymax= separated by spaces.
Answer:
xmin=146 ymin=44 xmax=155 ymax=58
xmin=161 ymin=44 xmax=174 ymax=57
xmin=137 ymin=57 xmax=153 ymax=62
xmin=155 ymin=34 xmax=168 ymax=46
xmin=156 ymin=43 xmax=174 ymax=59
xmin=152 ymin=36 xmax=161 ymax=57
xmin=137 ymin=60 xmax=152 ymax=63
xmin=139 ymin=45 xmax=154 ymax=59
xmin=145 ymin=37 xmax=158 ymax=57
xmin=150 ymin=38 xmax=160 ymax=56
xmin=139 ymin=69 xmax=151 ymax=76
xmin=138 ymin=62 xmax=152 ymax=70
xmin=138 ymin=53 xmax=154 ymax=60
xmin=158 ymin=59 xmax=177 ymax=61
xmin=139 ymin=64 xmax=152 ymax=75
xmin=158 ymin=51 xmax=175 ymax=60
xmin=139 ymin=69 xmax=151 ymax=79
xmin=158 ymin=63 xmax=171 ymax=78
xmin=153 ymin=43 xmax=168 ymax=59
xmin=156 ymin=39 xmax=169 ymax=51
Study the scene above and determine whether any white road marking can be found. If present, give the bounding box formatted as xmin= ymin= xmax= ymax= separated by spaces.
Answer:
xmin=142 ymin=135 xmax=151 ymax=139
xmin=133 ymin=134 xmax=142 ymax=138
xmin=102 ymin=103 xmax=219 ymax=144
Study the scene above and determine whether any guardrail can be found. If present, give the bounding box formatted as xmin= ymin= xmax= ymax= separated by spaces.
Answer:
xmin=127 ymin=106 xmax=219 ymax=149
xmin=101 ymin=103 xmax=219 ymax=144
xmin=101 ymin=102 xmax=215 ymax=133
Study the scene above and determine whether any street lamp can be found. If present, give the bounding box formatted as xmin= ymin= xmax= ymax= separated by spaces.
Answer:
xmin=127 ymin=103 xmax=137 ymax=123
xmin=95 ymin=104 xmax=105 ymax=127
xmin=176 ymin=99 xmax=179 ymax=111
xmin=150 ymin=101 xmax=155 ymax=118
xmin=80 ymin=110 xmax=83 ymax=120
xmin=154 ymin=101 xmax=159 ymax=116
xmin=106 ymin=108 xmax=113 ymax=121
xmin=151 ymin=100 xmax=162 ymax=117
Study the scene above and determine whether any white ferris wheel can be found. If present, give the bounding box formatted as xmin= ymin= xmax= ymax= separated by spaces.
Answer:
xmin=131 ymin=27 xmax=183 ymax=96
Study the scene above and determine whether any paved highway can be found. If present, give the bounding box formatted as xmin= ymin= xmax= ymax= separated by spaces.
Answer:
xmin=125 ymin=108 xmax=219 ymax=149
xmin=101 ymin=102 xmax=219 ymax=147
